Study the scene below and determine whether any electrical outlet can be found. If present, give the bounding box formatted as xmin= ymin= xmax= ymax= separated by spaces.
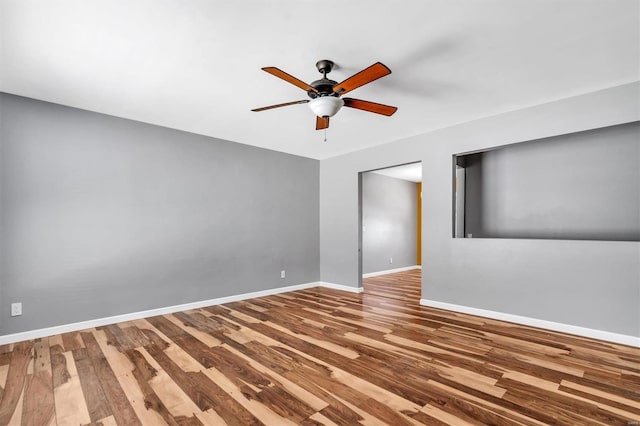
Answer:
xmin=281 ymin=270 xmax=286 ymax=279
xmin=389 ymin=257 xmax=393 ymax=264
xmin=467 ymin=233 xmax=473 ymax=238
xmin=11 ymin=302 xmax=22 ymax=317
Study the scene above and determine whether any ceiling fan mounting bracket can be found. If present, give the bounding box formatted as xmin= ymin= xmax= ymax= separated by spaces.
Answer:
xmin=315 ymin=60 xmax=334 ymax=75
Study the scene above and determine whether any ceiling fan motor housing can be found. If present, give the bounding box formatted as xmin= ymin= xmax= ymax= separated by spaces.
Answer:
xmin=308 ymin=78 xmax=339 ymax=98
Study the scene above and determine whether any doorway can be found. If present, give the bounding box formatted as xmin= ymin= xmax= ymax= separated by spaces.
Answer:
xmin=358 ymin=161 xmax=422 ymax=295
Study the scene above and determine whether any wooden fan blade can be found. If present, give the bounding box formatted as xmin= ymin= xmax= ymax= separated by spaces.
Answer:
xmin=343 ymin=98 xmax=398 ymax=116
xmin=262 ymin=67 xmax=318 ymax=93
xmin=251 ymin=100 xmax=309 ymax=112
xmin=316 ymin=116 xmax=329 ymax=130
xmin=332 ymin=62 xmax=391 ymax=95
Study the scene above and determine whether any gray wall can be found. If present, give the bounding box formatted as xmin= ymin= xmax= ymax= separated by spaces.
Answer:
xmin=0 ymin=93 xmax=319 ymax=335
xmin=463 ymin=123 xmax=640 ymax=241
xmin=320 ymin=81 xmax=640 ymax=337
xmin=362 ymin=172 xmax=417 ymax=274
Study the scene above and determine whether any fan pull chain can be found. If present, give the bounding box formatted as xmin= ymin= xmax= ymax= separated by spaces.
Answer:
xmin=324 ymin=128 xmax=327 ymax=142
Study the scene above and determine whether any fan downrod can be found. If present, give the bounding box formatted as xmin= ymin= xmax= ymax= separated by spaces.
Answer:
xmin=309 ymin=60 xmax=338 ymax=98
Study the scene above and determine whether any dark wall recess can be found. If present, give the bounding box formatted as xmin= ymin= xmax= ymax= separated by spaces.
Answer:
xmin=453 ymin=122 xmax=640 ymax=241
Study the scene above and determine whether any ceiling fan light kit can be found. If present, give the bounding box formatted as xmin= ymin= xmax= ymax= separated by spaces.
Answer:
xmin=309 ymin=96 xmax=344 ymax=118
xmin=252 ymin=59 xmax=397 ymax=131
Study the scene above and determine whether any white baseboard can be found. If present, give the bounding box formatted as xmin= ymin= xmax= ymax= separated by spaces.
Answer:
xmin=420 ymin=299 xmax=640 ymax=348
xmin=362 ymin=265 xmax=421 ymax=278
xmin=0 ymin=281 xmax=323 ymax=345
xmin=317 ymin=281 xmax=364 ymax=293
xmin=14 ymin=281 xmax=633 ymax=348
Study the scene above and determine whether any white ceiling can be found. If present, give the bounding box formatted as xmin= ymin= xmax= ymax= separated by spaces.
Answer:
xmin=370 ymin=162 xmax=422 ymax=183
xmin=1 ymin=1 xmax=638 ymax=160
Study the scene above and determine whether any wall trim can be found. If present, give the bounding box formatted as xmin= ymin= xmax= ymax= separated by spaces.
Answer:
xmin=420 ymin=299 xmax=640 ymax=348
xmin=1 ymin=281 xmax=328 ymax=345
xmin=318 ymin=281 xmax=364 ymax=293
xmin=6 ymin=283 xmax=634 ymax=347
xmin=362 ymin=265 xmax=421 ymax=278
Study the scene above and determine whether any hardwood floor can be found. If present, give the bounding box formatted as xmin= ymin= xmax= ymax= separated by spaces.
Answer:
xmin=1 ymin=269 xmax=639 ymax=425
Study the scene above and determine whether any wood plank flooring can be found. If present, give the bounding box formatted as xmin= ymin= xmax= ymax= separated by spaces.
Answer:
xmin=1 ymin=269 xmax=639 ymax=425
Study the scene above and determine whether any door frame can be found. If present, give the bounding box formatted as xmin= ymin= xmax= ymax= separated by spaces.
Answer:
xmin=358 ymin=161 xmax=423 ymax=288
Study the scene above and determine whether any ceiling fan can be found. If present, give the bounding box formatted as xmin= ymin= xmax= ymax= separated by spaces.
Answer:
xmin=252 ymin=60 xmax=397 ymax=130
